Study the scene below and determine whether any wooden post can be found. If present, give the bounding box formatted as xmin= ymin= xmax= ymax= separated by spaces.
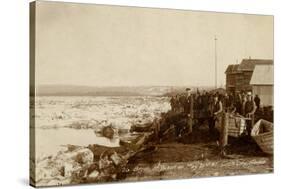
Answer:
xmin=220 ymin=112 xmax=229 ymax=156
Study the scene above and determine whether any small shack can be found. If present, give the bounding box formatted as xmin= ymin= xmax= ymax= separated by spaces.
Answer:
xmin=250 ymin=64 xmax=273 ymax=106
xmin=225 ymin=58 xmax=273 ymax=93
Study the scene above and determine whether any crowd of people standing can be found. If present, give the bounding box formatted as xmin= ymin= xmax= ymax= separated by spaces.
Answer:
xmin=169 ymin=88 xmax=260 ymax=138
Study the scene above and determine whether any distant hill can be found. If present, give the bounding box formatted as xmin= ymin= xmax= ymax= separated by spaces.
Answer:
xmin=35 ymin=85 xmax=173 ymax=96
xmin=33 ymin=85 xmax=216 ymax=97
xmin=162 ymin=86 xmax=217 ymax=96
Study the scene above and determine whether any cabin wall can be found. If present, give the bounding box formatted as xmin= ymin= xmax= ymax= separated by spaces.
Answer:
xmin=252 ymin=85 xmax=273 ymax=106
xmin=226 ymin=71 xmax=253 ymax=93
xmin=226 ymin=73 xmax=236 ymax=93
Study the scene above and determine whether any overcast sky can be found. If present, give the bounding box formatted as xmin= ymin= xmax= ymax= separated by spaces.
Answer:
xmin=35 ymin=1 xmax=273 ymax=87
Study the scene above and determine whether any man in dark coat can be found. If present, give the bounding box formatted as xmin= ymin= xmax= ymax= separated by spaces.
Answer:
xmin=170 ymin=96 xmax=176 ymax=112
xmin=243 ymin=92 xmax=257 ymax=136
xmin=254 ymin=94 xmax=261 ymax=110
xmin=174 ymin=88 xmax=193 ymax=138
xmin=183 ymin=88 xmax=194 ymax=135
xmin=234 ymin=93 xmax=242 ymax=115
xmin=208 ymin=94 xmax=223 ymax=134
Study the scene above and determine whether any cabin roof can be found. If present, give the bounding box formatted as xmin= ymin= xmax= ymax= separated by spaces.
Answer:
xmin=225 ymin=59 xmax=273 ymax=74
xmin=225 ymin=64 xmax=239 ymax=73
xmin=238 ymin=59 xmax=273 ymax=71
xmin=250 ymin=64 xmax=274 ymax=85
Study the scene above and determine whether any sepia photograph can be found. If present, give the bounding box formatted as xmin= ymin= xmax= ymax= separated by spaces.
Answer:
xmin=30 ymin=1 xmax=274 ymax=187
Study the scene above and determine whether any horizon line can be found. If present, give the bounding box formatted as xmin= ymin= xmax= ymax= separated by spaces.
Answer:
xmin=35 ymin=84 xmax=224 ymax=88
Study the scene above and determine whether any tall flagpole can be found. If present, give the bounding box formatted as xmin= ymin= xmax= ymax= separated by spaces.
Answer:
xmin=214 ymin=35 xmax=218 ymax=89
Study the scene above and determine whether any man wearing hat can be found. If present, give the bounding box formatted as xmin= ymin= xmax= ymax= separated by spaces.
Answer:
xmin=208 ymin=94 xmax=223 ymax=134
xmin=173 ymin=88 xmax=192 ymax=138
xmin=170 ymin=95 xmax=177 ymax=112
xmin=243 ymin=92 xmax=257 ymax=136
xmin=176 ymin=88 xmax=193 ymax=137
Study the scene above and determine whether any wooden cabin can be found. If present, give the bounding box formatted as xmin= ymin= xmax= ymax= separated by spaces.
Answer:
xmin=225 ymin=58 xmax=273 ymax=94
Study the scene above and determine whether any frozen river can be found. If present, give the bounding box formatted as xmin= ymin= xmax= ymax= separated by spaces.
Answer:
xmin=32 ymin=96 xmax=170 ymax=159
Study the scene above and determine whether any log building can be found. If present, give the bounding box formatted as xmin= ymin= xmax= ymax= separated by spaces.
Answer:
xmin=225 ymin=58 xmax=273 ymax=94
